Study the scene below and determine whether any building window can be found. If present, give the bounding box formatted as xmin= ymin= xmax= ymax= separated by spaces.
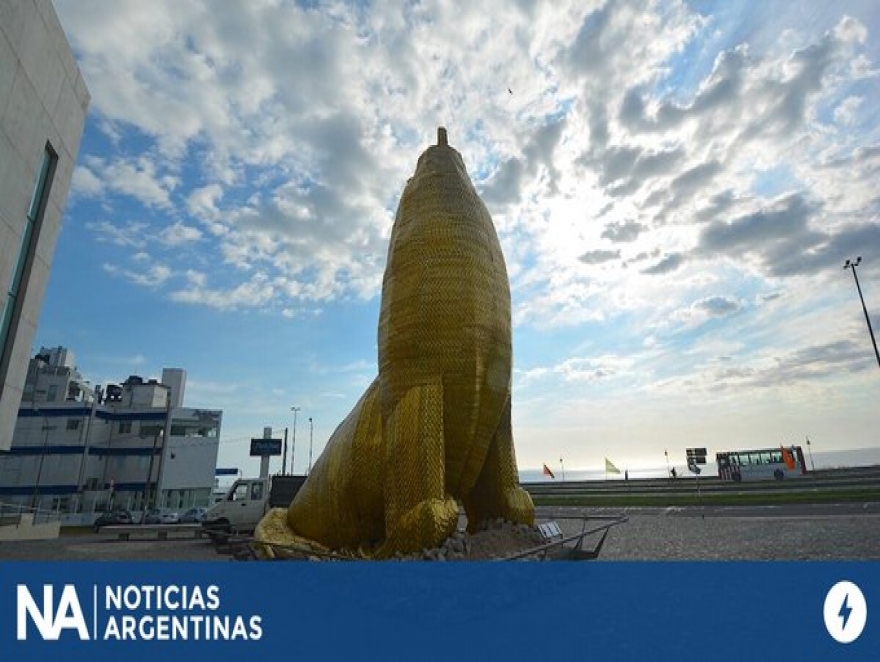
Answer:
xmin=47 ymin=384 xmax=58 ymax=402
xmin=118 ymin=422 xmax=132 ymax=434
xmin=0 ymin=144 xmax=58 ymax=383
xmin=66 ymin=419 xmax=80 ymax=431
xmin=140 ymin=424 xmax=162 ymax=439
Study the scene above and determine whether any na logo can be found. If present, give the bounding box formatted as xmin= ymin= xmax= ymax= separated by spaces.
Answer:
xmin=16 ymin=584 xmax=90 ymax=641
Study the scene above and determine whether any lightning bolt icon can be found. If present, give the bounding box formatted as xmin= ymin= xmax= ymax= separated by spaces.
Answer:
xmin=838 ymin=594 xmax=853 ymax=631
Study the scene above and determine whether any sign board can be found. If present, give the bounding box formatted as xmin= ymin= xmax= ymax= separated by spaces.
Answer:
xmin=250 ymin=438 xmax=282 ymax=456
xmin=686 ymin=447 xmax=708 ymax=465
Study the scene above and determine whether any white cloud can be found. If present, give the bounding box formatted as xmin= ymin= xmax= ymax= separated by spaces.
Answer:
xmin=71 ymin=165 xmax=103 ymax=197
xmin=57 ymin=2 xmax=879 ymax=320
xmin=833 ymin=95 xmax=863 ymax=124
xmin=518 ymin=355 xmax=635 ymax=386
xmin=87 ymin=220 xmax=149 ymax=247
xmin=53 ymin=1 xmax=880 ymax=466
xmin=79 ymin=155 xmax=177 ymax=208
xmin=169 ymin=272 xmax=275 ymax=310
xmin=160 ymin=222 xmax=203 ymax=246
xmin=186 ymin=184 xmax=224 ymax=218
xmin=103 ymin=261 xmax=171 ymax=287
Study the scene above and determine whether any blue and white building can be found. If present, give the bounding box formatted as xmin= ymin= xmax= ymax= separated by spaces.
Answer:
xmin=0 ymin=347 xmax=222 ymax=524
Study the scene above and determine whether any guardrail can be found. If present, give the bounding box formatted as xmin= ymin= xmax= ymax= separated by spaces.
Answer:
xmin=99 ymin=523 xmax=205 ymax=541
xmin=0 ymin=501 xmax=61 ymax=526
xmin=504 ymin=515 xmax=629 ymax=561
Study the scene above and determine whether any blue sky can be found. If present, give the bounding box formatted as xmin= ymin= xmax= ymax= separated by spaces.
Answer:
xmin=39 ymin=0 xmax=880 ymax=476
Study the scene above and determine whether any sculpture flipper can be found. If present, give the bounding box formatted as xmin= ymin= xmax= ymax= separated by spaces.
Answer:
xmin=462 ymin=395 xmax=535 ymax=532
xmin=379 ymin=379 xmax=459 ymax=556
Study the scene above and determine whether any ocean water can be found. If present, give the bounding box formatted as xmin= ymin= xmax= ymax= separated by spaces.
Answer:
xmin=519 ymin=446 xmax=880 ymax=483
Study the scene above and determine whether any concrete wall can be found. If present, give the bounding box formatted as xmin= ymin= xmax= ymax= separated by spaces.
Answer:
xmin=0 ymin=512 xmax=60 ymax=540
xmin=0 ymin=0 xmax=89 ymax=450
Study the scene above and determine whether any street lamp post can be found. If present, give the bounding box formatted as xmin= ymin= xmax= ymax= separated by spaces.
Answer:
xmin=559 ymin=457 xmax=565 ymax=482
xmin=806 ymin=436 xmax=815 ymax=472
xmin=290 ymin=406 xmax=300 ymax=474
xmin=308 ymin=417 xmax=314 ymax=475
xmin=143 ymin=425 xmax=164 ymax=514
xmin=143 ymin=385 xmax=172 ymax=515
xmin=844 ymin=257 xmax=880 ymax=370
xmin=31 ymin=412 xmax=53 ymax=511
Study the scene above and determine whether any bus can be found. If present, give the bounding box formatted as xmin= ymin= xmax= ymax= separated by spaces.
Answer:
xmin=716 ymin=446 xmax=807 ymax=482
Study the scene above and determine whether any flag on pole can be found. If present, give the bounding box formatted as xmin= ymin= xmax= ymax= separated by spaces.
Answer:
xmin=605 ymin=457 xmax=621 ymax=474
xmin=781 ymin=446 xmax=796 ymax=470
xmin=542 ymin=463 xmax=555 ymax=479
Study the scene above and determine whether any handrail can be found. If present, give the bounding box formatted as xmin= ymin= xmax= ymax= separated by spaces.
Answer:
xmin=0 ymin=500 xmax=63 ymax=525
xmin=502 ymin=515 xmax=628 ymax=561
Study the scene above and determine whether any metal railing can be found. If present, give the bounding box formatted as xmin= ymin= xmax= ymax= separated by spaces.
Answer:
xmin=0 ymin=501 xmax=62 ymax=526
xmin=503 ymin=514 xmax=629 ymax=561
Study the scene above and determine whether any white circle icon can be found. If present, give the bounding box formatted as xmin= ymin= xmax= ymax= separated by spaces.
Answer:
xmin=823 ymin=580 xmax=867 ymax=644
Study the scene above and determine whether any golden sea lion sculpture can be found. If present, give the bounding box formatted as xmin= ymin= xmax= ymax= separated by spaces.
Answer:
xmin=256 ymin=127 xmax=535 ymax=557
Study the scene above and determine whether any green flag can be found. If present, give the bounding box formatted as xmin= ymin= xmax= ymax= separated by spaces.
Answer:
xmin=605 ymin=457 xmax=621 ymax=474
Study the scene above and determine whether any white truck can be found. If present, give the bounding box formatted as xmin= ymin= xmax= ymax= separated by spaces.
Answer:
xmin=202 ymin=474 xmax=305 ymax=542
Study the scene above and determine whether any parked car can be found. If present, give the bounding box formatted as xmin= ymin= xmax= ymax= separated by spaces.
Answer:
xmin=141 ymin=508 xmax=162 ymax=524
xmin=159 ymin=509 xmax=180 ymax=524
xmin=93 ymin=509 xmax=133 ymax=532
xmin=180 ymin=507 xmax=207 ymax=523
xmin=142 ymin=508 xmax=180 ymax=525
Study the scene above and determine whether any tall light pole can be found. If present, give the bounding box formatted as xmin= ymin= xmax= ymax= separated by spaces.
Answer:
xmin=31 ymin=410 xmax=53 ymax=511
xmin=290 ymin=406 xmax=300 ymax=474
xmin=844 ymin=257 xmax=880 ymax=370
xmin=559 ymin=457 xmax=565 ymax=482
xmin=806 ymin=436 xmax=815 ymax=472
xmin=308 ymin=417 xmax=314 ymax=475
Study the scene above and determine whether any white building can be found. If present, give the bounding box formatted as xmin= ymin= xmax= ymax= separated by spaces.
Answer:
xmin=0 ymin=0 xmax=89 ymax=451
xmin=0 ymin=347 xmax=222 ymax=524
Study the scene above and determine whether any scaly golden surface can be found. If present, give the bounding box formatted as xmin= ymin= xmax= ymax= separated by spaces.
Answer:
xmin=255 ymin=128 xmax=534 ymax=557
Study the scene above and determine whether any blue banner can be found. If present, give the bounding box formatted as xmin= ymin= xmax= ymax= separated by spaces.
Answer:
xmin=1 ymin=562 xmax=876 ymax=661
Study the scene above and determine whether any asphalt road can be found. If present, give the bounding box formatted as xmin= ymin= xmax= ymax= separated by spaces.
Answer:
xmin=547 ymin=504 xmax=880 ymax=560
xmin=1 ymin=503 xmax=878 ymax=561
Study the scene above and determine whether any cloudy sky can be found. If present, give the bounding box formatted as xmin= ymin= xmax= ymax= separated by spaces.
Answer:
xmin=42 ymin=0 xmax=880 ymax=476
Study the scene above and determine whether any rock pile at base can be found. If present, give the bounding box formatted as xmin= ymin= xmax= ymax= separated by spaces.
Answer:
xmin=251 ymin=519 xmax=551 ymax=561
xmin=392 ymin=519 xmax=547 ymax=561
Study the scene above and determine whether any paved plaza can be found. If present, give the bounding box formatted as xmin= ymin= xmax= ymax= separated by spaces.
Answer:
xmin=1 ymin=504 xmax=878 ymax=562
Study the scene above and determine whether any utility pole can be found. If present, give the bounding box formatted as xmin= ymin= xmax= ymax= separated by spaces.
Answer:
xmin=290 ymin=406 xmax=300 ymax=474
xmin=282 ymin=427 xmax=288 ymax=475
xmin=844 ymin=257 xmax=880 ymax=370
xmin=31 ymin=411 xmax=53 ymax=511
xmin=308 ymin=417 xmax=314 ymax=475
xmin=144 ymin=386 xmax=172 ymax=515
xmin=144 ymin=426 xmax=162 ymax=514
